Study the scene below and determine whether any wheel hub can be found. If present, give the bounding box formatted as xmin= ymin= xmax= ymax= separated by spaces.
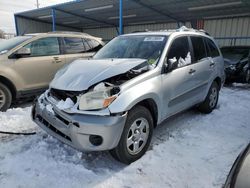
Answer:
xmin=133 ymin=129 xmax=141 ymax=141
xmin=126 ymin=118 xmax=149 ymax=155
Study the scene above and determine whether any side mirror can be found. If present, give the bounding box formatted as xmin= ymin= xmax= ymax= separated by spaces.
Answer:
xmin=16 ymin=47 xmax=31 ymax=56
xmin=164 ymin=57 xmax=177 ymax=72
xmin=9 ymin=47 xmax=31 ymax=59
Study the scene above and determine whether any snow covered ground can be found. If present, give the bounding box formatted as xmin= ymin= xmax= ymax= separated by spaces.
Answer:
xmin=0 ymin=86 xmax=249 ymax=188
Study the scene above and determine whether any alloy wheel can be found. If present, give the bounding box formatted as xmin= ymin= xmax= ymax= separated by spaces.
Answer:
xmin=126 ymin=117 xmax=149 ymax=155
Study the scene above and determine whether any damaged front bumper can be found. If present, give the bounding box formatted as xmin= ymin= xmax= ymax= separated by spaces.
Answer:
xmin=32 ymin=93 xmax=127 ymax=151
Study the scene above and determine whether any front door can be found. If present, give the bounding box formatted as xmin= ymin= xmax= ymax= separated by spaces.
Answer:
xmin=12 ymin=37 xmax=65 ymax=90
xmin=161 ymin=36 xmax=196 ymax=118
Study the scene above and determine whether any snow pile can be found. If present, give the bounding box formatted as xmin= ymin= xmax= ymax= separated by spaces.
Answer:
xmin=0 ymin=107 xmax=36 ymax=134
xmin=0 ymin=87 xmax=249 ymax=188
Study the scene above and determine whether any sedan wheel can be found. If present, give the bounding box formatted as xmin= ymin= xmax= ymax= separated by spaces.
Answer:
xmin=0 ymin=83 xmax=12 ymax=112
xmin=0 ymin=88 xmax=6 ymax=109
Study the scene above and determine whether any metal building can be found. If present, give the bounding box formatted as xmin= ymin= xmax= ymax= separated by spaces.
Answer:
xmin=14 ymin=0 xmax=250 ymax=46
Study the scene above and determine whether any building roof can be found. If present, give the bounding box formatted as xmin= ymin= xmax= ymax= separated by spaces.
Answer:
xmin=15 ymin=0 xmax=250 ymax=30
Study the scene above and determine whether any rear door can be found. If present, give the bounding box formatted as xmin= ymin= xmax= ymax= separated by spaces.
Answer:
xmin=12 ymin=37 xmax=65 ymax=90
xmin=188 ymin=36 xmax=214 ymax=102
xmin=63 ymin=37 xmax=103 ymax=64
xmin=62 ymin=37 xmax=88 ymax=64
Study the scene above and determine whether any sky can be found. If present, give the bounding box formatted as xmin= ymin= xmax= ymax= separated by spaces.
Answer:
xmin=0 ymin=0 xmax=71 ymax=34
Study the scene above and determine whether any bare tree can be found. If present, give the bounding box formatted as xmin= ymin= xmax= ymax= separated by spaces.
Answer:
xmin=0 ymin=29 xmax=5 ymax=39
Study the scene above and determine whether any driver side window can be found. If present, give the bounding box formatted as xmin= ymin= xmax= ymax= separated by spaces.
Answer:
xmin=23 ymin=37 xmax=60 ymax=57
xmin=167 ymin=36 xmax=191 ymax=69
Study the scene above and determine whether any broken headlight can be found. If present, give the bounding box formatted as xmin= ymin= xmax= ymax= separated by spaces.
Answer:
xmin=79 ymin=83 xmax=119 ymax=111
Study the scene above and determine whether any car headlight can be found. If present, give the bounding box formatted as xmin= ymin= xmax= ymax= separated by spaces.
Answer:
xmin=79 ymin=87 xmax=118 ymax=111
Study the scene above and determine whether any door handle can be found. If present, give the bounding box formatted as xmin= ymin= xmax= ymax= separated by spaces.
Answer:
xmin=210 ymin=62 xmax=215 ymax=67
xmin=189 ymin=69 xmax=196 ymax=74
xmin=52 ymin=57 xmax=62 ymax=63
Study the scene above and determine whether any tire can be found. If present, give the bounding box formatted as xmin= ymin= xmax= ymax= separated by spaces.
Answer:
xmin=110 ymin=105 xmax=154 ymax=164
xmin=0 ymin=83 xmax=12 ymax=112
xmin=198 ymin=82 xmax=219 ymax=114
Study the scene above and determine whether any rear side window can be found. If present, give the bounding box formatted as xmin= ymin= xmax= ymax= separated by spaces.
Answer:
xmin=167 ymin=36 xmax=191 ymax=68
xmin=205 ymin=38 xmax=220 ymax=58
xmin=85 ymin=38 xmax=103 ymax=52
xmin=190 ymin=36 xmax=206 ymax=62
xmin=64 ymin=37 xmax=85 ymax=54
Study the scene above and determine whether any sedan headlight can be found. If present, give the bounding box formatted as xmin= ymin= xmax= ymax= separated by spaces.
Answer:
xmin=79 ymin=87 xmax=118 ymax=111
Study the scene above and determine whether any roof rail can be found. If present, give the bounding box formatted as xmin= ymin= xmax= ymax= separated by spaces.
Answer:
xmin=177 ymin=26 xmax=210 ymax=36
xmin=47 ymin=31 xmax=91 ymax=36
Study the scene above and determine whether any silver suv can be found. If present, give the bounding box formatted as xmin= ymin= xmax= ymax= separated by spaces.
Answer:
xmin=32 ymin=27 xmax=225 ymax=164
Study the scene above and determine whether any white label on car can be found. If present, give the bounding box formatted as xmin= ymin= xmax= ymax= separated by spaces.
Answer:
xmin=144 ymin=37 xmax=164 ymax=42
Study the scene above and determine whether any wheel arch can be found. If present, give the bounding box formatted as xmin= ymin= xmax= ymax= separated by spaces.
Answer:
xmin=214 ymin=77 xmax=222 ymax=90
xmin=133 ymin=98 xmax=158 ymax=128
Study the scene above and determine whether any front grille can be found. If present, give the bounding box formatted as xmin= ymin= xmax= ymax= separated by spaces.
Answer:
xmin=36 ymin=115 xmax=72 ymax=142
xmin=49 ymin=88 xmax=82 ymax=103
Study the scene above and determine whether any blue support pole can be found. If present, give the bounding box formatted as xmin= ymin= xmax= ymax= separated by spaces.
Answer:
xmin=14 ymin=15 xmax=19 ymax=36
xmin=119 ymin=0 xmax=123 ymax=35
xmin=52 ymin=8 xmax=56 ymax=31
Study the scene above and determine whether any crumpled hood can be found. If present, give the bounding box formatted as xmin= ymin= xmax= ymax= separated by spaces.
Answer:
xmin=50 ymin=58 xmax=147 ymax=91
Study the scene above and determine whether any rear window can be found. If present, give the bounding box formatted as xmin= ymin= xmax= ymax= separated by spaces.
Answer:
xmin=85 ymin=38 xmax=103 ymax=52
xmin=190 ymin=36 xmax=207 ymax=62
xmin=205 ymin=38 xmax=220 ymax=58
xmin=64 ymin=37 xmax=85 ymax=54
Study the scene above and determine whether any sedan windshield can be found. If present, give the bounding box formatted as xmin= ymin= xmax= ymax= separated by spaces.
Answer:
xmin=0 ymin=36 xmax=32 ymax=53
xmin=94 ymin=35 xmax=167 ymax=64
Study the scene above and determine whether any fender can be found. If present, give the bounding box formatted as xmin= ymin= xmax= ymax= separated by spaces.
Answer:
xmin=0 ymin=67 xmax=25 ymax=92
xmin=108 ymin=74 xmax=163 ymax=123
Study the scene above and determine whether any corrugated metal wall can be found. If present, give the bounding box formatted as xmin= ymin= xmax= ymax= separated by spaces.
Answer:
xmin=16 ymin=15 xmax=250 ymax=47
xmin=83 ymin=17 xmax=250 ymax=46
xmin=16 ymin=16 xmax=80 ymax=35
xmin=83 ymin=22 xmax=192 ymax=42
xmin=204 ymin=17 xmax=250 ymax=46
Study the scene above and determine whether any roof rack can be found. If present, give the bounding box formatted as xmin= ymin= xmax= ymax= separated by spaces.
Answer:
xmin=177 ymin=26 xmax=210 ymax=36
xmin=47 ymin=31 xmax=91 ymax=36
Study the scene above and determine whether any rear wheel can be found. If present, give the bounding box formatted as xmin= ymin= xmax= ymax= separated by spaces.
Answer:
xmin=0 ymin=83 xmax=12 ymax=111
xmin=198 ymin=82 xmax=219 ymax=114
xmin=110 ymin=105 xmax=153 ymax=164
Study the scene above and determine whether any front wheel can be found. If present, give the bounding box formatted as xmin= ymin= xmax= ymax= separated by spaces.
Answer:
xmin=110 ymin=105 xmax=153 ymax=164
xmin=0 ymin=83 xmax=12 ymax=112
xmin=198 ymin=82 xmax=219 ymax=114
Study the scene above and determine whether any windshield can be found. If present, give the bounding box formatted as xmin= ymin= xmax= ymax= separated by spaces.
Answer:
xmin=221 ymin=48 xmax=250 ymax=64
xmin=0 ymin=36 xmax=32 ymax=53
xmin=94 ymin=35 xmax=167 ymax=64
